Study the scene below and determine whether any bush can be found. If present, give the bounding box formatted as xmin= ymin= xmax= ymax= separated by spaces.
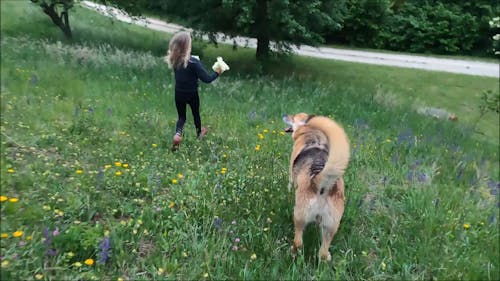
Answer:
xmin=329 ymin=0 xmax=498 ymax=57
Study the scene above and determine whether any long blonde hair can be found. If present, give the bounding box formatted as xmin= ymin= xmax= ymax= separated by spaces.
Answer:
xmin=166 ymin=32 xmax=192 ymax=69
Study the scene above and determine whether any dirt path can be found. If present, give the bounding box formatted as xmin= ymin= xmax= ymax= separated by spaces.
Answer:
xmin=82 ymin=1 xmax=499 ymax=78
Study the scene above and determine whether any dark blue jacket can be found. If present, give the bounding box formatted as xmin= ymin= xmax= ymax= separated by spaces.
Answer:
xmin=174 ymin=56 xmax=218 ymax=92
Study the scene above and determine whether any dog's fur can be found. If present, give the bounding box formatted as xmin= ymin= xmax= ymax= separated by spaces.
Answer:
xmin=283 ymin=113 xmax=350 ymax=261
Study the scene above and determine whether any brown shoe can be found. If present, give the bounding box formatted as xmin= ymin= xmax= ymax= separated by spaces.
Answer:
xmin=198 ymin=127 xmax=208 ymax=139
xmin=172 ymin=134 xmax=182 ymax=151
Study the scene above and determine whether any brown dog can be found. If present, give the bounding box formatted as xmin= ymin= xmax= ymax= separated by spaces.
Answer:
xmin=283 ymin=113 xmax=350 ymax=261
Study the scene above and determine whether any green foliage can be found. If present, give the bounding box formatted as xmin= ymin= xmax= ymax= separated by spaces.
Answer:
xmin=104 ymin=0 xmax=346 ymax=59
xmin=330 ymin=0 xmax=499 ymax=56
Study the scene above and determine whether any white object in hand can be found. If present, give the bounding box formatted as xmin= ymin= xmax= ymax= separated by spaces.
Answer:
xmin=212 ymin=57 xmax=230 ymax=73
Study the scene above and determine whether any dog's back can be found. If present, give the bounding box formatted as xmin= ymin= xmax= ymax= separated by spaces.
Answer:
xmin=291 ymin=127 xmax=329 ymax=194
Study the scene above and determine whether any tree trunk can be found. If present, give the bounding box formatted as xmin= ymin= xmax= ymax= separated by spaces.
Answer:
xmin=255 ymin=0 xmax=269 ymax=60
xmin=256 ymin=36 xmax=270 ymax=60
xmin=41 ymin=3 xmax=72 ymax=38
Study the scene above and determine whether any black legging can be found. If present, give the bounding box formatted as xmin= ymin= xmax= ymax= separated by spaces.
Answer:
xmin=175 ymin=90 xmax=201 ymax=136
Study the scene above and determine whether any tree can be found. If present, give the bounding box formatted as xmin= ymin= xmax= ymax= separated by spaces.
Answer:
xmin=31 ymin=0 xmax=74 ymax=38
xmin=104 ymin=0 xmax=346 ymax=60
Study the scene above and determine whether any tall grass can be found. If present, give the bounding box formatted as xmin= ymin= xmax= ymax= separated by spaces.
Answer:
xmin=1 ymin=1 xmax=498 ymax=280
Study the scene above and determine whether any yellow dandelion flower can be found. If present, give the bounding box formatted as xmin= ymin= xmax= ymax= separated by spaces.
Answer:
xmin=279 ymin=131 xmax=285 ymax=136
xmin=73 ymin=262 xmax=82 ymax=267
xmin=182 ymin=251 xmax=188 ymax=257
xmin=258 ymin=133 xmax=264 ymax=139
xmin=1 ymin=233 xmax=9 ymax=238
xmin=158 ymin=268 xmax=165 ymax=275
xmin=123 ymin=163 xmax=129 ymax=168
xmin=84 ymin=258 xmax=94 ymax=266
xmin=67 ymin=252 xmax=75 ymax=258
xmin=7 ymin=168 xmax=15 ymax=173
xmin=115 ymin=161 xmax=122 ymax=167
xmin=177 ymin=173 xmax=184 ymax=179
xmin=168 ymin=201 xmax=175 ymax=208
xmin=27 ymin=235 xmax=32 ymax=241
xmin=9 ymin=197 xmax=19 ymax=203
xmin=104 ymin=164 xmax=112 ymax=169
xmin=263 ymin=129 xmax=269 ymax=133
xmin=152 ymin=143 xmax=158 ymax=148
xmin=250 ymin=253 xmax=257 ymax=260
xmin=463 ymin=223 xmax=470 ymax=230
xmin=12 ymin=230 xmax=23 ymax=238
xmin=117 ymin=278 xmax=124 ymax=281
xmin=76 ymin=169 xmax=83 ymax=174
xmin=0 ymin=196 xmax=7 ymax=202
xmin=35 ymin=273 xmax=44 ymax=280
xmin=255 ymin=145 xmax=261 ymax=151
xmin=104 ymin=230 xmax=110 ymax=237
xmin=1 ymin=260 xmax=9 ymax=268
xmin=115 ymin=171 xmax=122 ymax=176
xmin=171 ymin=179 xmax=178 ymax=184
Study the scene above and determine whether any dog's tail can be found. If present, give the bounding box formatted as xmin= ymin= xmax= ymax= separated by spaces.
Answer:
xmin=306 ymin=116 xmax=350 ymax=194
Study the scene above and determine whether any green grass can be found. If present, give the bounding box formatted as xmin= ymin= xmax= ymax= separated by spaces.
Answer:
xmin=1 ymin=1 xmax=499 ymax=280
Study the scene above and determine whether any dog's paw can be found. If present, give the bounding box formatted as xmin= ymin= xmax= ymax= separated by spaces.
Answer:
xmin=319 ymin=251 xmax=332 ymax=262
xmin=290 ymin=245 xmax=302 ymax=258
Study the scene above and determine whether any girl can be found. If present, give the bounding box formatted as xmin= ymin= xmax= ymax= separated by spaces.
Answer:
xmin=166 ymin=32 xmax=221 ymax=150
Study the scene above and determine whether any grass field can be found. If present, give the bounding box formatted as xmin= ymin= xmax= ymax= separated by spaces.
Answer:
xmin=1 ymin=1 xmax=499 ymax=280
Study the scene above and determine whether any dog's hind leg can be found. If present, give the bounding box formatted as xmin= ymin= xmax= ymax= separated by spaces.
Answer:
xmin=291 ymin=209 xmax=306 ymax=255
xmin=319 ymin=225 xmax=336 ymax=261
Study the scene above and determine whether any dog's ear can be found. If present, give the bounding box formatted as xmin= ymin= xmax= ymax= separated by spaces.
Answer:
xmin=305 ymin=115 xmax=316 ymax=123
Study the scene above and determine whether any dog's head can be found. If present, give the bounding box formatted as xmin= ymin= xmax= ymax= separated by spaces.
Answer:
xmin=282 ymin=113 xmax=313 ymax=134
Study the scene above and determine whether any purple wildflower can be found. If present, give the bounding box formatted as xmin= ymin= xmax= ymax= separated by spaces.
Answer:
xmin=397 ymin=129 xmax=414 ymax=145
xmin=234 ymin=238 xmax=240 ymax=243
xmin=46 ymin=249 xmax=57 ymax=256
xmin=232 ymin=245 xmax=238 ymax=251
xmin=487 ymin=180 xmax=499 ymax=196
xmin=418 ymin=173 xmax=429 ymax=183
xmin=43 ymin=227 xmax=58 ymax=256
xmin=213 ymin=218 xmax=223 ymax=229
xmin=53 ymin=228 xmax=59 ymax=237
xmin=99 ymin=237 xmax=111 ymax=264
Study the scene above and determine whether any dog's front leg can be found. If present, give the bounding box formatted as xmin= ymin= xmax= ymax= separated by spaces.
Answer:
xmin=288 ymin=162 xmax=295 ymax=192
